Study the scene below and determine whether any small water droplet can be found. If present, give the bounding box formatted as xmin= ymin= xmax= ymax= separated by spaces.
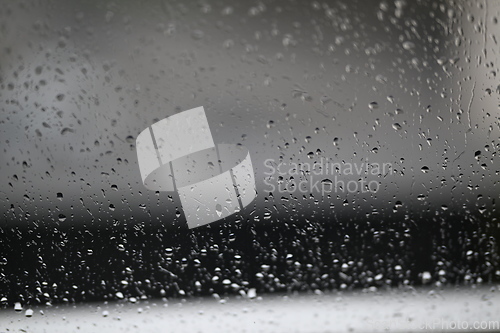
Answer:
xmin=321 ymin=179 xmax=332 ymax=186
xmin=422 ymin=271 xmax=432 ymax=284
xmin=247 ymin=288 xmax=257 ymax=299
xmin=368 ymin=102 xmax=379 ymax=110
xmin=191 ymin=30 xmax=204 ymax=40
xmin=402 ymin=41 xmax=415 ymax=50
xmin=14 ymin=302 xmax=22 ymax=311
xmin=215 ymin=204 xmax=223 ymax=217
xmin=61 ymin=128 xmax=74 ymax=135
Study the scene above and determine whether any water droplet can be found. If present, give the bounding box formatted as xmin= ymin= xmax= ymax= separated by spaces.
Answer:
xmin=321 ymin=179 xmax=332 ymax=186
xmin=247 ymin=288 xmax=257 ymax=299
xmin=368 ymin=102 xmax=379 ymax=110
xmin=61 ymin=127 xmax=74 ymax=135
xmin=14 ymin=302 xmax=22 ymax=311
xmin=191 ymin=30 xmax=204 ymax=40
xmin=422 ymin=271 xmax=432 ymax=284
xmin=215 ymin=204 xmax=222 ymax=217
xmin=402 ymin=41 xmax=415 ymax=50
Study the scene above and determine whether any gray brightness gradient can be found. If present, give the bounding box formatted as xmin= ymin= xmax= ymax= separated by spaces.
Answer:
xmin=0 ymin=1 xmax=498 ymax=228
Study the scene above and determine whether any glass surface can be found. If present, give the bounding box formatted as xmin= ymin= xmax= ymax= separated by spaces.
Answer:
xmin=1 ymin=0 xmax=499 ymax=331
